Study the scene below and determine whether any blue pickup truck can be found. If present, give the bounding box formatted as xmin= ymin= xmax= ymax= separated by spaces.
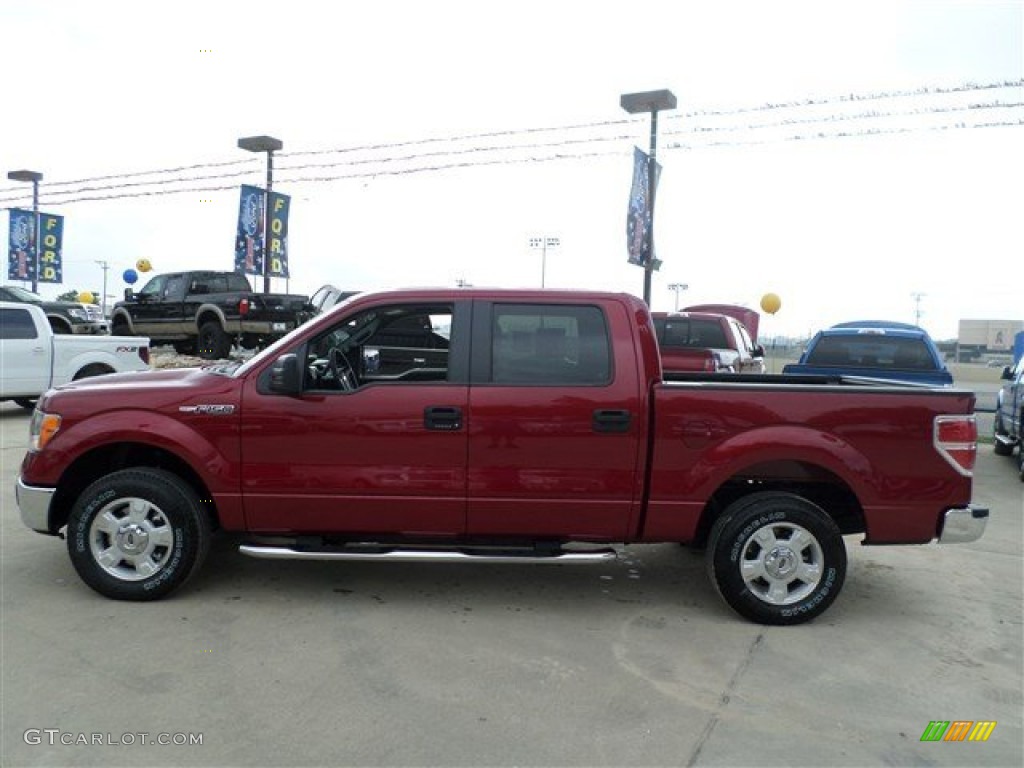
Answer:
xmin=782 ymin=321 xmax=953 ymax=387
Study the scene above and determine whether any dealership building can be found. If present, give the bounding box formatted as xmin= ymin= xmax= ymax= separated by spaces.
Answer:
xmin=955 ymin=319 xmax=1024 ymax=363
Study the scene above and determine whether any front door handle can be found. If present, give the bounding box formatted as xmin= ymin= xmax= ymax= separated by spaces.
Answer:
xmin=593 ymin=409 xmax=631 ymax=433
xmin=424 ymin=406 xmax=462 ymax=431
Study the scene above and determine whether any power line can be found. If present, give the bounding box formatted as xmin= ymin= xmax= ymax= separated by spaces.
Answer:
xmin=1 ymin=80 xmax=1020 ymax=207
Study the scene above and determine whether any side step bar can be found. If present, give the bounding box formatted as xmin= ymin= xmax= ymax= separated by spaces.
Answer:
xmin=238 ymin=544 xmax=618 ymax=565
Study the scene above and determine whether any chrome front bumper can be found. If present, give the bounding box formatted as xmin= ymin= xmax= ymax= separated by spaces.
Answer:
xmin=16 ymin=477 xmax=56 ymax=533
xmin=939 ymin=506 xmax=989 ymax=544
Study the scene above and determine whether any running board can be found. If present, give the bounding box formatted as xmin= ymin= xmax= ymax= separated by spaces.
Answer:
xmin=238 ymin=544 xmax=618 ymax=565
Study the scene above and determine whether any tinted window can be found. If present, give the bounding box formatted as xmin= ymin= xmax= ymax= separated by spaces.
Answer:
xmin=0 ymin=307 xmax=39 ymax=339
xmin=807 ymin=335 xmax=936 ymax=370
xmin=659 ymin=317 xmax=729 ymax=349
xmin=491 ymin=304 xmax=610 ymax=385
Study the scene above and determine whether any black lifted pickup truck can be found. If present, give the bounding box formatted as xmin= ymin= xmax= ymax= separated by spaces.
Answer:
xmin=110 ymin=270 xmax=314 ymax=359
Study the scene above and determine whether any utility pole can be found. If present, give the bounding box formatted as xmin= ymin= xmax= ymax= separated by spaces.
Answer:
xmin=95 ymin=260 xmax=110 ymax=317
xmin=911 ymin=292 xmax=926 ymax=326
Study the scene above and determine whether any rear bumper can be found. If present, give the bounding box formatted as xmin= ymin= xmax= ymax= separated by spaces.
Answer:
xmin=15 ymin=476 xmax=55 ymax=533
xmin=939 ymin=506 xmax=989 ymax=543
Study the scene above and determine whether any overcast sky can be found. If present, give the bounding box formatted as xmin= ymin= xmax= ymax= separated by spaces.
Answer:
xmin=1 ymin=0 xmax=1021 ymax=340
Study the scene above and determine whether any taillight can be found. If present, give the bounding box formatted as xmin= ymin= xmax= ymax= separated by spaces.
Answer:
xmin=139 ymin=346 xmax=150 ymax=365
xmin=703 ymin=357 xmax=717 ymax=372
xmin=934 ymin=415 xmax=977 ymax=475
xmin=239 ymin=298 xmax=250 ymax=316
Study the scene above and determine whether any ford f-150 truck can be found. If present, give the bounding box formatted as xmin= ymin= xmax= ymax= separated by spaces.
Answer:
xmin=16 ymin=289 xmax=987 ymax=625
xmin=653 ymin=310 xmax=765 ymax=373
xmin=111 ymin=270 xmax=315 ymax=360
xmin=1 ymin=301 xmax=149 ymax=410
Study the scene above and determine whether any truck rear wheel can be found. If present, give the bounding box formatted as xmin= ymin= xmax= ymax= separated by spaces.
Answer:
xmin=197 ymin=321 xmax=231 ymax=360
xmin=706 ymin=492 xmax=846 ymax=625
xmin=66 ymin=468 xmax=210 ymax=601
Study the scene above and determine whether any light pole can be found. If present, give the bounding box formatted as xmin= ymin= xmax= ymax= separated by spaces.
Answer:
xmin=237 ymin=135 xmax=283 ymax=294
xmin=95 ymin=260 xmax=110 ymax=317
xmin=528 ymin=236 xmax=560 ymax=288
xmin=620 ymin=89 xmax=676 ymax=306
xmin=668 ymin=282 xmax=689 ymax=312
xmin=7 ymin=169 xmax=43 ymax=293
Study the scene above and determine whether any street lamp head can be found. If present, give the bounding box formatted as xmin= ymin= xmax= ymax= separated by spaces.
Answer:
xmin=7 ymin=169 xmax=43 ymax=183
xmin=620 ymin=89 xmax=677 ymax=114
xmin=237 ymin=135 xmax=283 ymax=153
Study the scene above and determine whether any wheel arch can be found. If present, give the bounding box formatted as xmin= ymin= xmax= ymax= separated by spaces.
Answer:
xmin=194 ymin=305 xmax=228 ymax=333
xmin=692 ymin=458 xmax=866 ymax=549
xmin=47 ymin=442 xmax=221 ymax=535
xmin=47 ymin=314 xmax=73 ymax=334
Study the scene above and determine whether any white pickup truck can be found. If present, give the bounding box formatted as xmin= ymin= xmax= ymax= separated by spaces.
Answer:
xmin=0 ymin=301 xmax=151 ymax=410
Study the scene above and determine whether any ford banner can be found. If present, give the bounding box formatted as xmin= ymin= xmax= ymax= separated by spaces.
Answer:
xmin=233 ymin=184 xmax=265 ymax=277
xmin=36 ymin=213 xmax=64 ymax=284
xmin=267 ymin=191 xmax=290 ymax=279
xmin=7 ymin=208 xmax=36 ymax=281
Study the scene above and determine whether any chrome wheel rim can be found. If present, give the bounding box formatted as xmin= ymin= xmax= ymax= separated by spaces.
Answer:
xmin=89 ymin=497 xmax=176 ymax=581
xmin=739 ymin=522 xmax=824 ymax=605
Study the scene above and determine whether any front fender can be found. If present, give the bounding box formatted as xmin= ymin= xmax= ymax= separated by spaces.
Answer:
xmin=21 ymin=409 xmax=241 ymax=528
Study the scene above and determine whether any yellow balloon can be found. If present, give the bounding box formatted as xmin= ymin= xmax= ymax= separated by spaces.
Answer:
xmin=78 ymin=291 xmax=95 ymax=304
xmin=136 ymin=258 xmax=153 ymax=273
xmin=760 ymin=292 xmax=782 ymax=315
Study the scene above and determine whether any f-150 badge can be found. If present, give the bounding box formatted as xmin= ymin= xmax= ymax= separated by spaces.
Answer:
xmin=178 ymin=404 xmax=236 ymax=415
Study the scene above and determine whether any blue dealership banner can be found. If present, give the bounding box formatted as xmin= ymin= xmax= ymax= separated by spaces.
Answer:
xmin=37 ymin=213 xmax=64 ymax=283
xmin=267 ymin=191 xmax=290 ymax=278
xmin=233 ymin=184 xmax=265 ymax=277
xmin=625 ymin=146 xmax=661 ymax=266
xmin=7 ymin=208 xmax=37 ymax=281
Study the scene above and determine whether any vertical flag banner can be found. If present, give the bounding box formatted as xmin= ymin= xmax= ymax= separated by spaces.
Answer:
xmin=234 ymin=184 xmax=265 ymax=277
xmin=8 ymin=208 xmax=37 ymax=282
xmin=625 ymin=147 xmax=661 ymax=266
xmin=37 ymin=213 xmax=64 ymax=284
xmin=267 ymin=191 xmax=290 ymax=278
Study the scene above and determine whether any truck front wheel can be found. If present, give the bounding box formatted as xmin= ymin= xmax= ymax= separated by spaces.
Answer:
xmin=706 ymin=492 xmax=846 ymax=625
xmin=66 ymin=469 xmax=211 ymax=601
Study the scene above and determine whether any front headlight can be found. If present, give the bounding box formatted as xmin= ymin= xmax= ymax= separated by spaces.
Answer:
xmin=29 ymin=410 xmax=62 ymax=451
xmin=67 ymin=308 xmax=88 ymax=320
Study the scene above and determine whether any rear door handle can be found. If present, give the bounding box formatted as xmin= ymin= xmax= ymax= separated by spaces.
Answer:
xmin=593 ymin=409 xmax=631 ymax=433
xmin=424 ymin=406 xmax=463 ymax=431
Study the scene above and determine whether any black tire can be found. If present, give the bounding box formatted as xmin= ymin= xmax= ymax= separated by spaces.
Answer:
xmin=993 ymin=412 xmax=1013 ymax=456
xmin=173 ymin=340 xmax=197 ymax=356
xmin=111 ymin=319 xmax=131 ymax=336
xmin=14 ymin=398 xmax=37 ymax=410
xmin=197 ymin=321 xmax=231 ymax=360
xmin=706 ymin=492 xmax=846 ymax=625
xmin=66 ymin=468 xmax=211 ymax=601
xmin=49 ymin=319 xmax=72 ymax=334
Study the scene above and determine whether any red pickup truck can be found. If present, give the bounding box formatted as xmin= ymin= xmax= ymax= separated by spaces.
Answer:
xmin=16 ymin=289 xmax=988 ymax=625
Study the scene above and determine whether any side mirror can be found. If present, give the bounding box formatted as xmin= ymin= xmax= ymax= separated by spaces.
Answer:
xmin=1002 ymin=366 xmax=1013 ymax=381
xmin=123 ymin=287 xmax=134 ymax=301
xmin=753 ymin=345 xmax=765 ymax=358
xmin=269 ymin=353 xmax=302 ymax=395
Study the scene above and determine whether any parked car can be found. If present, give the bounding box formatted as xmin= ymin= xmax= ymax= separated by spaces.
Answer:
xmin=652 ymin=310 xmax=764 ymax=373
xmin=782 ymin=321 xmax=953 ymax=386
xmin=0 ymin=301 xmax=149 ymax=410
xmin=0 ymin=284 xmax=108 ymax=335
xmin=16 ymin=288 xmax=986 ymax=625
xmin=994 ymin=358 xmax=1024 ymax=479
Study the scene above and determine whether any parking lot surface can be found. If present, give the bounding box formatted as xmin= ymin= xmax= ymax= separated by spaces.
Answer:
xmin=1 ymin=398 xmax=1020 ymax=767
